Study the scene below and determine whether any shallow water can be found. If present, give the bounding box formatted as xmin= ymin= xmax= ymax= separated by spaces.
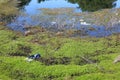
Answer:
xmin=7 ymin=0 xmax=120 ymax=37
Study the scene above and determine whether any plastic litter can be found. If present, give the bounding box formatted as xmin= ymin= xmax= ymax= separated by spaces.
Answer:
xmin=25 ymin=58 xmax=33 ymax=62
xmin=28 ymin=53 xmax=41 ymax=59
xmin=25 ymin=53 xmax=41 ymax=62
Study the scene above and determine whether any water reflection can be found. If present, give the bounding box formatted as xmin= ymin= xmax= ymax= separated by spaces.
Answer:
xmin=38 ymin=0 xmax=45 ymax=3
xmin=68 ymin=0 xmax=117 ymax=11
xmin=7 ymin=0 xmax=120 ymax=37
xmin=17 ymin=0 xmax=118 ymax=11
xmin=17 ymin=0 xmax=48 ymax=9
xmin=17 ymin=0 xmax=31 ymax=9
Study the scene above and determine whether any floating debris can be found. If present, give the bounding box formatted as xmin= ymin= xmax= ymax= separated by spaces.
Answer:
xmin=80 ymin=22 xmax=91 ymax=25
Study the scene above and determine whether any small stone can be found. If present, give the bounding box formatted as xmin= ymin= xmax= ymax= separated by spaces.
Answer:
xmin=114 ymin=55 xmax=120 ymax=63
xmin=115 ymin=13 xmax=118 ymax=16
xmin=24 ymin=30 xmax=32 ymax=36
xmin=88 ymin=27 xmax=96 ymax=31
xmin=79 ymin=19 xmax=84 ymax=22
xmin=56 ymin=32 xmax=64 ymax=36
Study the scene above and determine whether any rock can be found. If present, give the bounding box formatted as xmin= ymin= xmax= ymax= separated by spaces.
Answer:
xmin=56 ymin=31 xmax=64 ymax=36
xmin=114 ymin=55 xmax=120 ymax=63
xmin=79 ymin=19 xmax=84 ymax=22
xmin=24 ymin=30 xmax=33 ymax=36
xmin=115 ymin=13 xmax=118 ymax=16
xmin=88 ymin=27 xmax=96 ymax=31
xmin=0 ymin=22 xmax=6 ymax=25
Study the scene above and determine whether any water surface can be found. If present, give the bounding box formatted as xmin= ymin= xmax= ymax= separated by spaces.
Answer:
xmin=7 ymin=0 xmax=120 ymax=37
xmin=19 ymin=0 xmax=120 ymax=13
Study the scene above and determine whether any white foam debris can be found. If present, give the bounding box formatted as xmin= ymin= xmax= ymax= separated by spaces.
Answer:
xmin=80 ymin=22 xmax=91 ymax=25
xmin=51 ymin=21 xmax=57 ymax=25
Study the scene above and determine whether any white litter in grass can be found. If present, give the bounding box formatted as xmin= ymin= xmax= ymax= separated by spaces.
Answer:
xmin=25 ymin=58 xmax=33 ymax=62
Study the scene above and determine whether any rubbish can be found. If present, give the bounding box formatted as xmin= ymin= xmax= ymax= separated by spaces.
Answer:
xmin=25 ymin=58 xmax=33 ymax=62
xmin=28 ymin=53 xmax=41 ymax=59
xmin=25 ymin=53 xmax=41 ymax=62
